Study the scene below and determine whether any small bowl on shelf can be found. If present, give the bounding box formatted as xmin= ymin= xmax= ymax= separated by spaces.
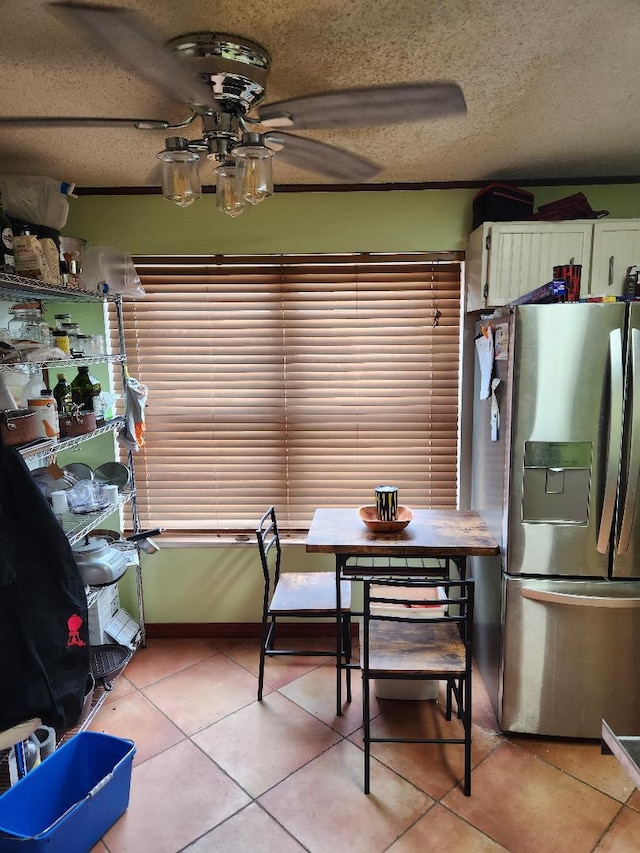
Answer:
xmin=359 ymin=505 xmax=413 ymax=533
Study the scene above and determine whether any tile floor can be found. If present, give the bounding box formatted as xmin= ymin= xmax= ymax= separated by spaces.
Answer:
xmin=87 ymin=638 xmax=640 ymax=853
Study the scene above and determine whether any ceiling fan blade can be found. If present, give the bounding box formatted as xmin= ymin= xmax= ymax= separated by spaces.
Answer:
xmin=0 ymin=116 xmax=171 ymax=129
xmin=51 ymin=2 xmax=218 ymax=109
xmin=264 ymin=132 xmax=380 ymax=182
xmin=259 ymin=82 xmax=466 ymax=130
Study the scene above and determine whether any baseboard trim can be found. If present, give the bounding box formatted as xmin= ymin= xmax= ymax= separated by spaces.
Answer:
xmin=145 ymin=622 xmax=356 ymax=639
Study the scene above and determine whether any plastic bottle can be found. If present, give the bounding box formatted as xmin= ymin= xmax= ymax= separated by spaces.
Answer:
xmin=22 ymin=734 xmax=40 ymax=772
xmin=0 ymin=372 xmax=17 ymax=409
xmin=0 ymin=176 xmax=77 ymax=231
xmin=28 ymin=390 xmax=59 ymax=441
xmin=19 ymin=368 xmax=45 ymax=407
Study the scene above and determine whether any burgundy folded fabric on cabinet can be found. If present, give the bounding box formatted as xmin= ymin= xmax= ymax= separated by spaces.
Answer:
xmin=529 ymin=192 xmax=609 ymax=221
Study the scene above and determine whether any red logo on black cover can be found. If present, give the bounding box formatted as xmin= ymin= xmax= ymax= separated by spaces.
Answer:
xmin=67 ymin=614 xmax=86 ymax=647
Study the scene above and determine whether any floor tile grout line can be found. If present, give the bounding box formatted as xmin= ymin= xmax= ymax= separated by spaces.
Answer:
xmin=434 ymin=801 xmax=512 ymax=852
xmin=126 ymin=647 xmax=229 ymax=691
xmin=590 ymin=805 xmax=628 ymax=853
xmin=504 ymin=736 xmax=633 ymax=810
xmin=219 ymin=644 xmax=336 ymax=686
xmin=96 ymin=643 xmax=638 ymax=853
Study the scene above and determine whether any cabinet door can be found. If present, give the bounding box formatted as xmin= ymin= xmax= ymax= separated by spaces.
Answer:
xmin=590 ymin=220 xmax=640 ymax=296
xmin=465 ymin=223 xmax=491 ymax=311
xmin=486 ymin=222 xmax=594 ymax=306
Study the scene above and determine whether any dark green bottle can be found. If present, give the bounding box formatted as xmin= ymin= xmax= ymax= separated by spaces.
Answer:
xmin=53 ymin=372 xmax=72 ymax=415
xmin=71 ymin=366 xmax=103 ymax=424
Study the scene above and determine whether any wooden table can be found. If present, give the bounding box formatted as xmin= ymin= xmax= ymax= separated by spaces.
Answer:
xmin=306 ymin=508 xmax=500 ymax=714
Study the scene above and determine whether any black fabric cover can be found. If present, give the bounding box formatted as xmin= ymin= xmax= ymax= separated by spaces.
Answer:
xmin=472 ymin=182 xmax=535 ymax=229
xmin=0 ymin=447 xmax=90 ymax=731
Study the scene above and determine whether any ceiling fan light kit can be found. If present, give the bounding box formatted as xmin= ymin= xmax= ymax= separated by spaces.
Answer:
xmin=155 ymin=136 xmax=201 ymax=208
xmin=4 ymin=3 xmax=467 ymax=219
xmin=233 ymin=133 xmax=275 ymax=207
xmin=215 ymin=161 xmax=245 ymax=218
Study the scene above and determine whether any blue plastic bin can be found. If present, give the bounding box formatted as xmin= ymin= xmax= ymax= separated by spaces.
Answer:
xmin=0 ymin=731 xmax=135 ymax=852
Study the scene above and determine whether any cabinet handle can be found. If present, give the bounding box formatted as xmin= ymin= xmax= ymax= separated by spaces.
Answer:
xmin=609 ymin=255 xmax=615 ymax=288
xmin=483 ymin=283 xmax=489 ymax=300
xmin=569 ymin=256 xmax=575 ymax=265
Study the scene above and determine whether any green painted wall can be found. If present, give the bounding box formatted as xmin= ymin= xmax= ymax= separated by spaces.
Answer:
xmin=65 ymin=184 xmax=640 ymax=257
xmin=63 ymin=182 xmax=640 ymax=626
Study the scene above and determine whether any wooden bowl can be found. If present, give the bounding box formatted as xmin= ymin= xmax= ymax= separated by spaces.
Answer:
xmin=359 ymin=505 xmax=413 ymax=533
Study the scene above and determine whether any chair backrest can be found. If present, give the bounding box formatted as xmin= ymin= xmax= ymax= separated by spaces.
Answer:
xmin=256 ymin=506 xmax=282 ymax=602
xmin=363 ymin=577 xmax=475 ymax=663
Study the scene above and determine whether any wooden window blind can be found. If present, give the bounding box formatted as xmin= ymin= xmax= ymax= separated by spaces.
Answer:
xmin=123 ymin=253 xmax=462 ymax=534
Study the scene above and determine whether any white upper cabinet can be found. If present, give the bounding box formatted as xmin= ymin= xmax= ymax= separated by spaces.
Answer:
xmin=466 ymin=221 xmax=594 ymax=311
xmin=589 ymin=220 xmax=640 ymax=296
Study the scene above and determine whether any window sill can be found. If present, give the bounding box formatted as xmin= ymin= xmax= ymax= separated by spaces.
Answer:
xmin=156 ymin=535 xmax=308 ymax=548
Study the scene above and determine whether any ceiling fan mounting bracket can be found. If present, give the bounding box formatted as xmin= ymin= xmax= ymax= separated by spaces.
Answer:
xmin=168 ymin=32 xmax=271 ymax=113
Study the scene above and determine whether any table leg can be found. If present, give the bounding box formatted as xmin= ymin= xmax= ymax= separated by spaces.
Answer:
xmin=452 ymin=556 xmax=467 ymax=581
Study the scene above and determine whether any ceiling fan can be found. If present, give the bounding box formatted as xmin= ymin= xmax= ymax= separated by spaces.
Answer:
xmin=0 ymin=2 xmax=467 ymax=216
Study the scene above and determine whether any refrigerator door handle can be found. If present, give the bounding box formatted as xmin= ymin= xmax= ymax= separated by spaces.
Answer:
xmin=596 ymin=329 xmax=625 ymax=554
xmin=521 ymin=587 xmax=640 ymax=608
xmin=617 ymin=327 xmax=640 ymax=554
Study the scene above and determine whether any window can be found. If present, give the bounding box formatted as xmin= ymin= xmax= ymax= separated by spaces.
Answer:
xmin=122 ymin=253 xmax=462 ymax=534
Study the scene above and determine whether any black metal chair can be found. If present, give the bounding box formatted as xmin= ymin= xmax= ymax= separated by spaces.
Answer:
xmin=361 ymin=576 xmax=475 ymax=795
xmin=256 ymin=506 xmax=352 ymax=703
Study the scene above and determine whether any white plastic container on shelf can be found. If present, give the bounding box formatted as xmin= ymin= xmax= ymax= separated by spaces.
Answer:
xmin=0 ymin=175 xmax=77 ymax=230
xmin=19 ymin=369 xmax=45 ymax=407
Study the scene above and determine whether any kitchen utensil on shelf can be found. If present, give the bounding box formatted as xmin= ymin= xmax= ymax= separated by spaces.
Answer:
xmin=59 ymin=408 xmax=96 ymax=439
xmin=66 ymin=481 xmax=109 ymax=514
xmin=31 ymin=466 xmax=77 ymax=500
xmin=0 ymin=408 xmax=38 ymax=447
xmin=71 ymin=537 xmax=128 ymax=586
xmin=93 ymin=461 xmax=130 ymax=489
xmin=90 ymin=644 xmax=132 ymax=691
xmin=51 ymin=490 xmax=68 ymax=515
xmin=63 ymin=462 xmax=94 ymax=481
xmin=88 ymin=527 xmax=163 ymax=556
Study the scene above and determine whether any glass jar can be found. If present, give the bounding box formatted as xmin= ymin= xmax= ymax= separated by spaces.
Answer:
xmin=61 ymin=321 xmax=81 ymax=355
xmin=76 ymin=333 xmax=93 ymax=356
xmin=8 ymin=303 xmax=48 ymax=345
xmin=52 ymin=329 xmax=70 ymax=356
xmin=93 ymin=334 xmax=106 ymax=355
xmin=54 ymin=313 xmax=72 ymax=329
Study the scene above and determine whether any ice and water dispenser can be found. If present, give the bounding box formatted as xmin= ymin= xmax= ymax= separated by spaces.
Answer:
xmin=522 ymin=441 xmax=592 ymax=524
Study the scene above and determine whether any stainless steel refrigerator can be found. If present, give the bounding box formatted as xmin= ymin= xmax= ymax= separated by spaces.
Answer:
xmin=469 ymin=302 xmax=640 ymax=738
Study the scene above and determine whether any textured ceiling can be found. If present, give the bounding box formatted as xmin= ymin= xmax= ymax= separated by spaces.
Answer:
xmin=0 ymin=0 xmax=639 ymax=189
